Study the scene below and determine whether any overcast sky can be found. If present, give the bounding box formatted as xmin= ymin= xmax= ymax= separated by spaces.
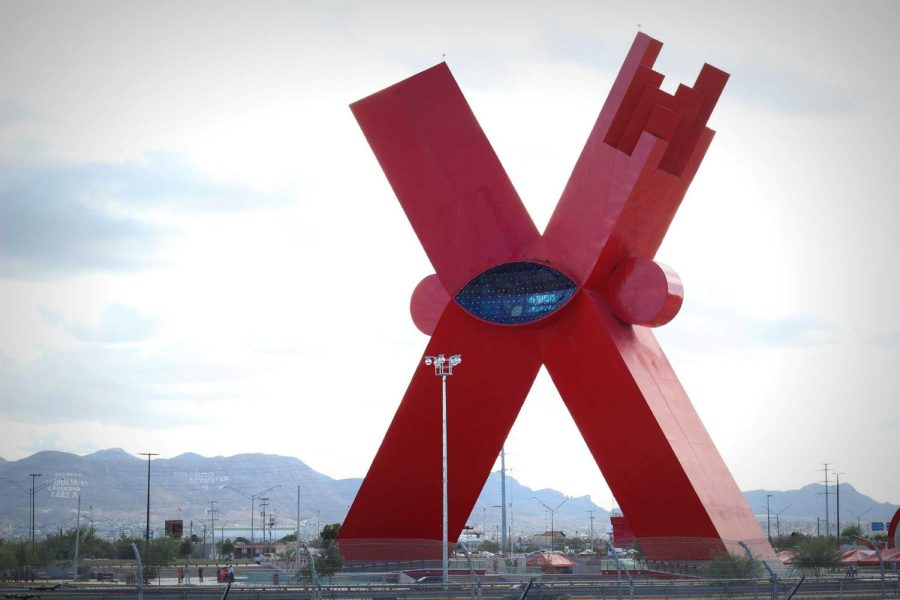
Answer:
xmin=1 ymin=1 xmax=898 ymax=509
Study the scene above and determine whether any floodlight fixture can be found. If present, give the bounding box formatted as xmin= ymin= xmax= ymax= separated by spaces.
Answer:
xmin=424 ymin=353 xmax=461 ymax=376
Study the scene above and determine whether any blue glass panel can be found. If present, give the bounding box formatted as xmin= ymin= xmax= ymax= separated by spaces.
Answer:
xmin=455 ymin=262 xmax=578 ymax=325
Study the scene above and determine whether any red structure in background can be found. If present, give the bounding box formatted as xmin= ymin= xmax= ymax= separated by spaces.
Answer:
xmin=338 ymin=33 xmax=774 ymax=561
xmin=889 ymin=508 xmax=900 ymax=549
xmin=610 ymin=515 xmax=637 ymax=549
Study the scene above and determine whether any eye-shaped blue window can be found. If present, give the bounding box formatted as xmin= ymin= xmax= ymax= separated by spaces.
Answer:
xmin=455 ymin=262 xmax=578 ymax=325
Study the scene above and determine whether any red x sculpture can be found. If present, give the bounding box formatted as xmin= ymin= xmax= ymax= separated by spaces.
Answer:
xmin=339 ymin=33 xmax=773 ymax=561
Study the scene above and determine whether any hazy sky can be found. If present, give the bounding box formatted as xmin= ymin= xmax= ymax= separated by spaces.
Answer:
xmin=1 ymin=1 xmax=898 ymax=509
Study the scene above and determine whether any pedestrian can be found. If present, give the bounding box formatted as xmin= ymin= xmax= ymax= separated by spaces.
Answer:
xmin=198 ymin=566 xmax=203 ymax=582
xmin=228 ymin=564 xmax=235 ymax=583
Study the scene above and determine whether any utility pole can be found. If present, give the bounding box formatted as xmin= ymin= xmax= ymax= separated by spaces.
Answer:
xmin=819 ymin=463 xmax=831 ymax=537
xmin=270 ymin=510 xmax=277 ymax=545
xmin=89 ymin=505 xmax=94 ymax=560
xmin=835 ymin=472 xmax=844 ymax=538
xmin=587 ymin=510 xmax=595 ymax=551
xmin=29 ymin=473 xmax=42 ymax=546
xmin=302 ymin=488 xmax=306 ymax=568
xmin=138 ymin=453 xmax=158 ymax=559
xmin=208 ymin=500 xmax=218 ymax=558
xmin=509 ymin=497 xmax=514 ymax=553
xmin=500 ymin=446 xmax=507 ymax=556
xmin=74 ymin=494 xmax=81 ymax=577
xmin=766 ymin=494 xmax=772 ymax=542
xmin=259 ymin=498 xmax=270 ymax=550
xmin=774 ymin=504 xmax=791 ymax=538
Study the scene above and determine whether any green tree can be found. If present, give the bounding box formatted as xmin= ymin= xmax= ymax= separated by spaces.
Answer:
xmin=316 ymin=540 xmax=344 ymax=578
xmin=840 ymin=525 xmax=861 ymax=541
xmin=177 ymin=539 xmax=193 ymax=558
xmin=320 ymin=523 xmax=341 ymax=542
xmin=218 ymin=538 xmax=235 ymax=557
xmin=792 ymin=537 xmax=841 ymax=572
xmin=481 ymin=540 xmax=500 ymax=554
xmin=700 ymin=552 xmax=758 ymax=578
xmin=0 ymin=541 xmax=18 ymax=570
xmin=771 ymin=531 xmax=804 ymax=550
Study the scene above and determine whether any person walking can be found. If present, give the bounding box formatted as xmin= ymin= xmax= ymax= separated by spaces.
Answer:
xmin=198 ymin=566 xmax=203 ymax=582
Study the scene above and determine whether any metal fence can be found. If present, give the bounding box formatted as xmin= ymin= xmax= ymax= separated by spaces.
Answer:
xmin=4 ymin=536 xmax=897 ymax=599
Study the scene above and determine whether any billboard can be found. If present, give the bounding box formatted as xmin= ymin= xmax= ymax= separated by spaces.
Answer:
xmin=165 ymin=519 xmax=184 ymax=538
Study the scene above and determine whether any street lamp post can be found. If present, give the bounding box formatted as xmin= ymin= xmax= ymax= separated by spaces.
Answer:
xmin=533 ymin=497 xmax=569 ymax=553
xmin=490 ymin=505 xmax=502 ymax=542
xmin=424 ymin=353 xmax=462 ymax=588
xmin=848 ymin=508 xmax=871 ymax=535
xmin=766 ymin=494 xmax=773 ymax=542
xmin=138 ymin=453 xmax=158 ymax=560
xmin=225 ymin=485 xmax=279 ymax=545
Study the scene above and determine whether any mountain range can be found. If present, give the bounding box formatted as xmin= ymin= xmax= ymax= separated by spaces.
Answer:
xmin=0 ymin=449 xmax=895 ymax=540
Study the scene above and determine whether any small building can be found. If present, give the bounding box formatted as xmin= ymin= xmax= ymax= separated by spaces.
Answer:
xmin=532 ymin=530 xmax=567 ymax=549
xmin=526 ymin=552 xmax=576 ymax=574
xmin=233 ymin=541 xmax=294 ymax=560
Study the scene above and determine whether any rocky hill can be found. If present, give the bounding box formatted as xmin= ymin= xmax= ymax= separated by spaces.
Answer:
xmin=0 ymin=449 xmax=894 ymax=541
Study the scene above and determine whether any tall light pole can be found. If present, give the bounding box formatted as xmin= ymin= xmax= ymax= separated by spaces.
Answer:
xmin=533 ymin=496 xmax=569 ymax=553
xmin=500 ymin=447 xmax=508 ymax=555
xmin=424 ymin=352 xmax=462 ymax=588
xmin=29 ymin=473 xmax=43 ymax=546
xmin=225 ymin=485 xmax=279 ymax=545
xmin=765 ymin=494 xmax=773 ymax=542
xmin=138 ymin=453 xmax=158 ymax=559
xmin=849 ymin=508 xmax=871 ymax=535
xmin=587 ymin=510 xmax=595 ymax=551
xmin=490 ymin=505 xmax=502 ymax=541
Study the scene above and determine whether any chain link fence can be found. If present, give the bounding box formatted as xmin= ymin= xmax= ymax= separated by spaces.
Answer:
xmin=303 ymin=536 xmax=899 ymax=599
